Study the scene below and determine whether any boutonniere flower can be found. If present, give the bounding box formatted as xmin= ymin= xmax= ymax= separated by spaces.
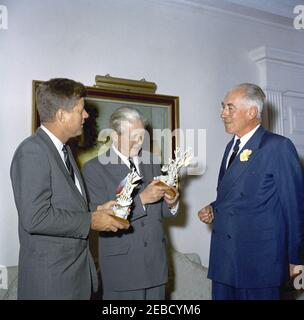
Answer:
xmin=240 ymin=149 xmax=252 ymax=162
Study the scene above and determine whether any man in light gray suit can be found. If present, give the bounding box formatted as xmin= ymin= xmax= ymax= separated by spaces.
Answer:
xmin=82 ymin=107 xmax=180 ymax=300
xmin=10 ymin=78 xmax=128 ymax=300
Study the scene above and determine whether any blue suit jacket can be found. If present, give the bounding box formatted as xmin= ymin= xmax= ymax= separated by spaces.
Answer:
xmin=208 ymin=126 xmax=304 ymax=288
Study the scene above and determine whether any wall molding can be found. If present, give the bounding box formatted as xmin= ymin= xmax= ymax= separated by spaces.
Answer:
xmin=249 ymin=46 xmax=304 ymax=69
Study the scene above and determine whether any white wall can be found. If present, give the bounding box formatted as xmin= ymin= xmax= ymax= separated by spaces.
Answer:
xmin=0 ymin=0 xmax=303 ymax=267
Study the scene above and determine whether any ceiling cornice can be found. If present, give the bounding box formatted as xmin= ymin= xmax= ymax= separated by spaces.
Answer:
xmin=159 ymin=0 xmax=298 ymax=31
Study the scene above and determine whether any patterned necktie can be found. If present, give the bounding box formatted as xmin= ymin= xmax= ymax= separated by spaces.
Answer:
xmin=227 ymin=139 xmax=241 ymax=169
xmin=62 ymin=144 xmax=75 ymax=182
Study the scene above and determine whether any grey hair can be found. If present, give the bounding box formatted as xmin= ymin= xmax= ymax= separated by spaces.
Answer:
xmin=230 ymin=83 xmax=265 ymax=119
xmin=110 ymin=107 xmax=146 ymax=134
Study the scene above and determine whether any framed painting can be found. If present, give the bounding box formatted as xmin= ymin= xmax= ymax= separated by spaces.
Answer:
xmin=32 ymin=80 xmax=179 ymax=169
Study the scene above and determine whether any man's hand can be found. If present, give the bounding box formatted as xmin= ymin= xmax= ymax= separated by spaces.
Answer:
xmin=97 ymin=200 xmax=117 ymax=211
xmin=198 ymin=205 xmax=214 ymax=224
xmin=164 ymin=188 xmax=179 ymax=208
xmin=139 ymin=180 xmax=167 ymax=205
xmin=91 ymin=209 xmax=129 ymax=232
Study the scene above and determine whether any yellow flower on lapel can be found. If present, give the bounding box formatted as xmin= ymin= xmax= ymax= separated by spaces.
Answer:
xmin=240 ymin=149 xmax=252 ymax=162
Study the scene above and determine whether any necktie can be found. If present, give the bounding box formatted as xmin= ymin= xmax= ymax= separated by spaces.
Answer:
xmin=227 ymin=139 xmax=241 ymax=169
xmin=62 ymin=145 xmax=75 ymax=182
xmin=129 ymin=157 xmax=138 ymax=174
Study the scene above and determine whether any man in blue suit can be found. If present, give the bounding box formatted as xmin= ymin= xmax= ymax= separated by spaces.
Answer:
xmin=198 ymin=83 xmax=304 ymax=300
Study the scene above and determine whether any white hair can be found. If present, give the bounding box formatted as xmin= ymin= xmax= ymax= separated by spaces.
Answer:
xmin=110 ymin=107 xmax=146 ymax=134
xmin=230 ymin=83 xmax=265 ymax=119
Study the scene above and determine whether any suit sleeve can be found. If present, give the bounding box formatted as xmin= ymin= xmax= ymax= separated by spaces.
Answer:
xmin=82 ymin=161 xmax=109 ymax=212
xmin=154 ymin=163 xmax=178 ymax=218
xmin=10 ymin=145 xmax=91 ymax=239
xmin=161 ymin=199 xmax=176 ymax=218
xmin=274 ymin=139 xmax=304 ymax=265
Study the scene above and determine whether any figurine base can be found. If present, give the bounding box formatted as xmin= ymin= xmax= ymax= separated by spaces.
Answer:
xmin=113 ymin=215 xmax=130 ymax=227
xmin=154 ymin=180 xmax=176 ymax=198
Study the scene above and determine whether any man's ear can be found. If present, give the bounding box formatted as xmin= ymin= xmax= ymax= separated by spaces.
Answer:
xmin=247 ymin=106 xmax=258 ymax=120
xmin=56 ymin=108 xmax=65 ymax=123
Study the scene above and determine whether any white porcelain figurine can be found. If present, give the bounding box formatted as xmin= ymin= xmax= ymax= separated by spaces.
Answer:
xmin=112 ymin=168 xmax=142 ymax=224
xmin=154 ymin=147 xmax=192 ymax=197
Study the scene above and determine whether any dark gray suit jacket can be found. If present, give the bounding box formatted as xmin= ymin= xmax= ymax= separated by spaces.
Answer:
xmin=82 ymin=153 xmax=177 ymax=292
xmin=10 ymin=128 xmax=98 ymax=299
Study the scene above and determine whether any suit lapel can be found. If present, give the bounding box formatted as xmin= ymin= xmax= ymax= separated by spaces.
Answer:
xmin=218 ymin=126 xmax=266 ymax=200
xmin=66 ymin=145 xmax=88 ymax=204
xmin=106 ymin=163 xmax=130 ymax=179
xmin=99 ymin=149 xmax=149 ymax=197
xmin=99 ymin=148 xmax=130 ymax=179
xmin=36 ymin=128 xmax=87 ymax=206
xmin=110 ymin=161 xmax=148 ymax=189
xmin=101 ymin=148 xmax=147 ymax=187
xmin=139 ymin=161 xmax=152 ymax=189
xmin=218 ymin=138 xmax=234 ymax=185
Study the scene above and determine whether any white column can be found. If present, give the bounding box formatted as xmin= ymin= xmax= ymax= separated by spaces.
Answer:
xmin=249 ymin=46 xmax=304 ymax=161
xmin=249 ymin=46 xmax=304 ymax=141
xmin=264 ymin=89 xmax=284 ymax=135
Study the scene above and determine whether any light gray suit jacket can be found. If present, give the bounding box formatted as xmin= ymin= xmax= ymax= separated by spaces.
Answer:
xmin=10 ymin=128 xmax=98 ymax=300
xmin=82 ymin=153 xmax=177 ymax=292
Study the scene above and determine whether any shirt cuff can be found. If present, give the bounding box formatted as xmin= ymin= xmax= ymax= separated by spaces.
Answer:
xmin=169 ymin=201 xmax=179 ymax=215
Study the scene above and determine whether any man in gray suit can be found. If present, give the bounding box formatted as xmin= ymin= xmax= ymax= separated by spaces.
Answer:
xmin=10 ymin=78 xmax=128 ymax=300
xmin=82 ymin=107 xmax=180 ymax=300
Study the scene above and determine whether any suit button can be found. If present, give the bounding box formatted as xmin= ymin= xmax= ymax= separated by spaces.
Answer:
xmin=144 ymin=242 xmax=148 ymax=247
xmin=214 ymin=208 xmax=218 ymax=213
xmin=212 ymin=230 xmax=216 ymax=234
xmin=141 ymin=221 xmax=145 ymax=227
xmin=227 ymin=234 xmax=231 ymax=239
xmin=240 ymin=192 xmax=245 ymax=197
xmin=229 ymin=212 xmax=234 ymax=216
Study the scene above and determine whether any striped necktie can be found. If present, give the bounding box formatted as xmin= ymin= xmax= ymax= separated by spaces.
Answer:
xmin=128 ymin=157 xmax=138 ymax=174
xmin=62 ymin=144 xmax=75 ymax=182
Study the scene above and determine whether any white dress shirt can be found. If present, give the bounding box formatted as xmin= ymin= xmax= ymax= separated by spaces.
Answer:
xmin=226 ymin=124 xmax=260 ymax=169
xmin=40 ymin=125 xmax=82 ymax=195
xmin=112 ymin=144 xmax=141 ymax=174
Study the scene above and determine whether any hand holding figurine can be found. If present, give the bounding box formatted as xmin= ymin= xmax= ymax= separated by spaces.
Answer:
xmin=139 ymin=180 xmax=167 ymax=205
xmin=164 ymin=187 xmax=179 ymax=208
xmin=97 ymin=200 xmax=117 ymax=211
xmin=91 ymin=208 xmax=129 ymax=232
